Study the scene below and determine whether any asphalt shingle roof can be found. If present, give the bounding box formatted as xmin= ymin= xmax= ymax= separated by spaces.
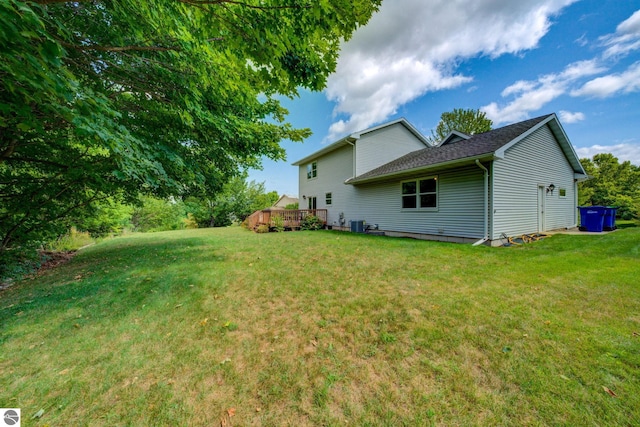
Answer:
xmin=347 ymin=114 xmax=553 ymax=183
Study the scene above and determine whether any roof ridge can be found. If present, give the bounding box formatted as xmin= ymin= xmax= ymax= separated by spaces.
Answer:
xmin=347 ymin=114 xmax=556 ymax=184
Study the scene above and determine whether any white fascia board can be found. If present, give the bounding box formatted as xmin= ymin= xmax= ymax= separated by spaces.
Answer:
xmin=292 ymin=118 xmax=431 ymax=166
xmin=436 ymin=130 xmax=471 ymax=147
xmin=291 ymin=136 xmax=357 ymax=166
xmin=494 ymin=113 xmax=587 ymax=175
xmin=352 ymin=118 xmax=432 ymax=147
xmin=494 ymin=114 xmax=556 ymax=159
xmin=548 ymin=120 xmax=588 ymax=175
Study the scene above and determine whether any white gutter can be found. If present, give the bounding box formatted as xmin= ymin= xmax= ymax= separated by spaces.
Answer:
xmin=473 ymin=159 xmax=489 ymax=246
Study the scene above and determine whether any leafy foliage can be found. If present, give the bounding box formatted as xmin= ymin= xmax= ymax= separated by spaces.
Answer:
xmin=579 ymin=153 xmax=640 ymax=219
xmin=427 ymin=108 xmax=493 ymax=144
xmin=255 ymin=224 xmax=270 ymax=234
xmin=300 ymin=214 xmax=325 ymax=230
xmin=0 ymin=244 xmax=44 ymax=283
xmin=130 ymin=197 xmax=187 ymax=232
xmin=46 ymin=227 xmax=94 ymax=252
xmin=184 ymin=174 xmax=278 ymax=227
xmin=271 ymin=215 xmax=285 ymax=232
xmin=0 ymin=0 xmax=380 ymax=251
xmin=74 ymin=198 xmax=133 ymax=237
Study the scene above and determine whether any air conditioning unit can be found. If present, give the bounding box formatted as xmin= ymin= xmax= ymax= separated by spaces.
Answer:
xmin=350 ymin=220 xmax=365 ymax=233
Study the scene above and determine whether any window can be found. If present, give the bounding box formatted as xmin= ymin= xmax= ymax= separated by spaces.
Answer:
xmin=306 ymin=162 xmax=317 ymax=179
xmin=402 ymin=177 xmax=437 ymax=209
xmin=559 ymin=188 xmax=567 ymax=198
xmin=325 ymin=192 xmax=332 ymax=205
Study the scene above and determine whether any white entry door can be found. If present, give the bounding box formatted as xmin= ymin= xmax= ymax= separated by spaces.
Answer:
xmin=538 ymin=185 xmax=546 ymax=232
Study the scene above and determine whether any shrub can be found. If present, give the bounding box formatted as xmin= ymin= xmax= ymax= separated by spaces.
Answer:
xmin=272 ymin=215 xmax=285 ymax=232
xmin=131 ymin=196 xmax=186 ymax=232
xmin=255 ymin=225 xmax=270 ymax=233
xmin=300 ymin=215 xmax=324 ymax=230
xmin=0 ymin=245 xmax=42 ymax=284
xmin=47 ymin=227 xmax=94 ymax=252
xmin=183 ymin=213 xmax=199 ymax=229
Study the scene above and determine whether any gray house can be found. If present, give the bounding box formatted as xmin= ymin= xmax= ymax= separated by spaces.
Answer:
xmin=293 ymin=113 xmax=588 ymax=245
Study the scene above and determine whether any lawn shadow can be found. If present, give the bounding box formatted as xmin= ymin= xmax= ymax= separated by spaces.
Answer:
xmin=616 ymin=222 xmax=638 ymax=229
xmin=0 ymin=234 xmax=229 ymax=326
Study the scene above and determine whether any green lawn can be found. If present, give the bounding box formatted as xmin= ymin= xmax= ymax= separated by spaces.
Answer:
xmin=1 ymin=227 xmax=639 ymax=426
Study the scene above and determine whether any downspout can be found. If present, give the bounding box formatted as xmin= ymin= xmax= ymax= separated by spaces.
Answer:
xmin=345 ymin=139 xmax=356 ymax=179
xmin=343 ymin=138 xmax=357 ymax=229
xmin=473 ymin=159 xmax=489 ymax=246
xmin=572 ymin=178 xmax=579 ymax=229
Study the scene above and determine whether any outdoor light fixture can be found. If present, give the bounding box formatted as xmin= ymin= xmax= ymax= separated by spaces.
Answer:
xmin=547 ymin=183 xmax=555 ymax=194
xmin=302 ymin=195 xmax=306 ymax=199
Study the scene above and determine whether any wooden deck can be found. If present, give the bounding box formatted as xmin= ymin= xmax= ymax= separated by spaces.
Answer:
xmin=244 ymin=208 xmax=328 ymax=230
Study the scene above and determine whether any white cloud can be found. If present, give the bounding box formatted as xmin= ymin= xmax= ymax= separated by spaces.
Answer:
xmin=558 ymin=110 xmax=585 ymax=123
xmin=477 ymin=9 xmax=640 ymax=126
xmin=575 ymin=142 xmax=640 ymax=165
xmin=571 ymin=61 xmax=640 ymax=98
xmin=481 ymin=60 xmax=605 ymax=124
xmin=324 ymin=0 xmax=577 ymax=141
xmin=601 ymin=9 xmax=640 ymax=59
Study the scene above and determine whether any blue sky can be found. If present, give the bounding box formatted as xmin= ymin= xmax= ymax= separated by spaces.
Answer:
xmin=249 ymin=0 xmax=640 ymax=196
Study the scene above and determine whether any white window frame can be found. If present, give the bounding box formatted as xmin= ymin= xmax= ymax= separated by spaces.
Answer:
xmin=307 ymin=161 xmax=317 ymax=180
xmin=401 ymin=176 xmax=438 ymax=210
xmin=325 ymin=192 xmax=332 ymax=205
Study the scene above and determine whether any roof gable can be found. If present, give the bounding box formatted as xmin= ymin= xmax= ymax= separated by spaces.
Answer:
xmin=273 ymin=195 xmax=298 ymax=208
xmin=493 ymin=114 xmax=585 ymax=175
xmin=291 ymin=118 xmax=430 ymax=166
xmin=437 ymin=130 xmax=470 ymax=146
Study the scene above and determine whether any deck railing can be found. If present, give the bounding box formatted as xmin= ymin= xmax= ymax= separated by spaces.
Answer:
xmin=244 ymin=209 xmax=327 ymax=230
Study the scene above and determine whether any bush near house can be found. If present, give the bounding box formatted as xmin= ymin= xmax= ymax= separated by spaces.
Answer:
xmin=300 ymin=214 xmax=324 ymax=230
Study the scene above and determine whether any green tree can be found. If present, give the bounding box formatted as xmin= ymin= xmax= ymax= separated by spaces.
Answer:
xmin=131 ymin=196 xmax=186 ymax=232
xmin=185 ymin=175 xmax=278 ymax=227
xmin=579 ymin=153 xmax=640 ymax=219
xmin=0 ymin=0 xmax=380 ymax=252
xmin=427 ymin=108 xmax=493 ymax=144
xmin=75 ymin=198 xmax=133 ymax=237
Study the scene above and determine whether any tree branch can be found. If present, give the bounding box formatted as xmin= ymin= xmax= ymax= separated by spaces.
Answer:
xmin=0 ymin=139 xmax=18 ymax=164
xmin=59 ymin=40 xmax=177 ymax=53
xmin=6 ymin=156 xmax=70 ymax=169
xmin=177 ymin=0 xmax=311 ymax=11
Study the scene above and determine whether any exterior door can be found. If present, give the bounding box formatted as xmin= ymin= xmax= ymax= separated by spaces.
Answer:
xmin=308 ymin=196 xmax=317 ymax=210
xmin=538 ymin=185 xmax=546 ymax=232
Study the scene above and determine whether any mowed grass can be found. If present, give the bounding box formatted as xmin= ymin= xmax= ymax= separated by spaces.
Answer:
xmin=1 ymin=227 xmax=639 ymax=426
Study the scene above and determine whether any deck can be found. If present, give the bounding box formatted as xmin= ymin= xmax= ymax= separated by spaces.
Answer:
xmin=244 ymin=208 xmax=328 ymax=230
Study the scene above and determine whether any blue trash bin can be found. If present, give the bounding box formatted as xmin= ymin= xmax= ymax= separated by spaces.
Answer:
xmin=578 ymin=206 xmax=605 ymax=232
xmin=603 ymin=206 xmax=618 ymax=231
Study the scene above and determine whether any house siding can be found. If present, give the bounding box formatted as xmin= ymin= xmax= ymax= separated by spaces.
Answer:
xmin=491 ymin=124 xmax=577 ymax=239
xmin=355 ymin=124 xmax=427 ymax=176
xmin=346 ymin=166 xmax=485 ymax=238
xmin=299 ymin=144 xmax=354 ymax=226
